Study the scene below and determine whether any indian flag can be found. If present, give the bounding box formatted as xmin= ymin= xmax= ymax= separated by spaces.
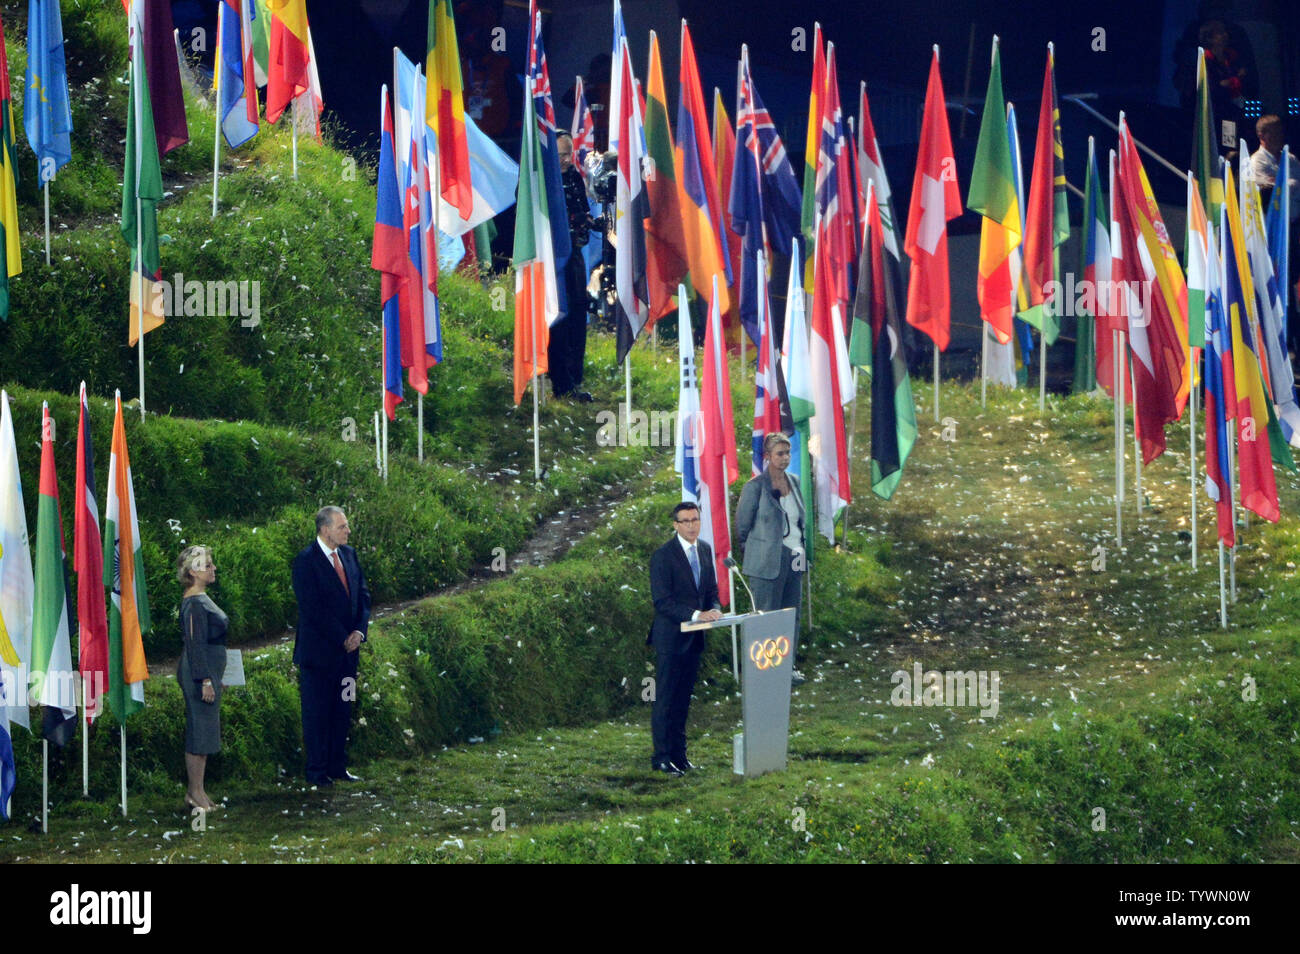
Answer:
xmin=103 ymin=392 xmax=150 ymax=723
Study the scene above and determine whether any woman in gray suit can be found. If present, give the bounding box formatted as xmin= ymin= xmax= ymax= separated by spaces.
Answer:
xmin=734 ymin=433 xmax=807 ymax=651
xmin=177 ymin=545 xmax=228 ymax=810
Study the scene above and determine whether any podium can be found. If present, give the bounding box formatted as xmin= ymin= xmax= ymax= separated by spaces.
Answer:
xmin=682 ymin=608 xmax=797 ymax=777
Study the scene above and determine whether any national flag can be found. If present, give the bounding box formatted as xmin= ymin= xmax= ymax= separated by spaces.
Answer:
xmin=751 ymin=248 xmax=792 ymax=476
xmin=967 ymin=38 xmax=1020 ymax=345
xmin=854 ymin=181 xmax=917 ymax=499
xmin=1204 ymin=195 xmax=1234 ymax=546
xmin=799 ymin=23 xmax=825 ymax=289
xmin=265 ymin=0 xmax=311 ymax=125
xmin=643 ymin=30 xmax=689 ymax=321
xmin=1019 ymin=44 xmax=1068 ymax=345
xmin=1075 ymin=137 xmax=1109 ymax=393
xmin=904 ymin=47 xmax=961 ymax=351
xmin=247 ymin=0 xmax=270 ymax=87
xmin=24 ymin=0 xmax=74 ymax=181
xmin=32 ymin=404 xmax=76 ymax=747
xmin=613 ymin=34 xmax=650 ymax=364
xmin=1114 ymin=117 xmax=1186 ymax=463
xmin=713 ymin=87 xmax=745 ymax=347
xmin=676 ymin=20 xmax=732 ymax=315
xmin=289 ymin=24 xmax=323 ymax=140
xmin=813 ymin=44 xmax=856 ymax=305
xmin=1240 ymin=148 xmax=1300 ymax=447
xmin=731 ymin=45 xmax=802 ymax=341
xmin=217 ymin=0 xmax=258 ymax=148
xmin=0 ymin=15 xmax=20 ymax=321
xmin=527 ymin=0 xmax=571 ymax=318
xmin=0 ymin=391 xmax=33 ymax=734
xmin=372 ymin=85 xmax=405 ymax=420
xmin=1193 ymin=47 xmax=1224 ymax=222
xmin=512 ymin=31 xmax=558 ymax=405
xmin=1186 ymin=170 xmax=1210 ymax=353
xmin=398 ymin=54 xmax=442 ymax=380
xmin=1222 ymin=163 xmax=1283 ymax=520
xmin=75 ymin=383 xmax=107 ymax=724
xmin=781 ymin=240 xmax=817 ymax=558
xmin=698 ymin=275 xmax=736 ymax=607
xmin=1265 ymin=146 xmax=1290 ymax=329
xmin=124 ymin=0 xmax=188 ymax=155
xmin=1106 ymin=147 xmax=1138 ymax=410
xmin=103 ymin=392 xmax=150 ymax=723
xmin=1006 ymin=101 xmax=1038 ymax=380
xmin=1118 ymin=116 xmax=1191 ymax=418
xmin=675 ymin=284 xmax=701 ymax=502
xmin=608 ymin=0 xmax=627 ymax=155
xmin=856 ymin=81 xmax=907 ymax=341
xmin=809 ymin=219 xmax=852 ymax=541
xmin=426 ymin=0 xmax=471 ymax=222
xmin=571 ymin=75 xmax=595 ymax=177
xmin=121 ymin=0 xmax=165 ymax=346
xmin=240 ymin=0 xmax=262 ymax=117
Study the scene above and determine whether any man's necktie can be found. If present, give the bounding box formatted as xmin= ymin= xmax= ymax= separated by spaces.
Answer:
xmin=332 ymin=550 xmax=350 ymax=595
xmin=688 ymin=544 xmax=700 ymax=589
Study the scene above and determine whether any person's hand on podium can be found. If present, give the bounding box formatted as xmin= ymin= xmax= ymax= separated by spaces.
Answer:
xmin=698 ymin=609 xmax=723 ymax=622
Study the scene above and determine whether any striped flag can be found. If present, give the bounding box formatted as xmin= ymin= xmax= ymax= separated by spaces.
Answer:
xmin=1193 ymin=48 xmax=1224 ymax=223
xmin=1076 ymin=137 xmax=1110 ymax=393
xmin=713 ymin=87 xmax=744 ymax=346
xmin=372 ymin=85 xmax=406 ymax=420
xmin=217 ymin=0 xmax=258 ymax=148
xmin=676 ymin=20 xmax=732 ymax=315
xmin=103 ymin=392 xmax=150 ymax=723
xmin=240 ymin=0 xmax=262 ymax=111
xmin=781 ymin=240 xmax=817 ymax=559
xmin=0 ymin=15 xmax=22 ymax=320
xmin=1239 ymin=149 xmax=1300 ymax=446
xmin=799 ymin=23 xmax=825 ymax=289
xmin=904 ymin=47 xmax=961 ymax=351
xmin=75 ymin=384 xmax=108 ymax=723
xmin=527 ymin=0 xmax=570 ymax=317
xmin=698 ymin=275 xmax=736 ymax=607
xmin=32 ymin=404 xmax=76 ymax=746
xmin=608 ymin=0 xmax=627 ymax=155
xmin=1204 ymin=193 xmax=1234 ymax=546
xmin=643 ymin=31 xmax=688 ymax=321
xmin=427 ymin=0 xmax=471 ymax=222
xmin=967 ymin=38 xmax=1020 ymax=345
xmin=751 ymin=248 xmax=791 ymax=476
xmin=1020 ymin=44 xmax=1068 ymax=345
xmin=675 ymin=285 xmax=701 ymax=502
xmin=121 ymin=0 xmax=165 ymax=346
xmin=613 ymin=32 xmax=649 ymax=363
xmin=0 ymin=390 xmax=33 ymax=734
xmin=265 ymin=0 xmax=311 ymax=124
xmin=512 ymin=24 xmax=558 ymax=404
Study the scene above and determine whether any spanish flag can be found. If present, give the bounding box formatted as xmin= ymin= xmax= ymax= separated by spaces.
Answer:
xmin=426 ymin=0 xmax=472 ymax=222
xmin=0 ymin=14 xmax=22 ymax=320
xmin=265 ymin=0 xmax=311 ymax=125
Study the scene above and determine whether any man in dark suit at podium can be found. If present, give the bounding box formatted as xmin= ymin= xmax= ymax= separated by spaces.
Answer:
xmin=647 ymin=502 xmax=722 ymax=776
xmin=292 ymin=506 xmax=371 ymax=787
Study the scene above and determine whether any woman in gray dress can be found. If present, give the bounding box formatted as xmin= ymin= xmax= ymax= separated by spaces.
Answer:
xmin=177 ymin=545 xmax=228 ymax=810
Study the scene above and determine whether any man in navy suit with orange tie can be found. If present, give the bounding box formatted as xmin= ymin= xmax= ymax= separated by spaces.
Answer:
xmin=647 ymin=502 xmax=721 ymax=776
xmin=292 ymin=506 xmax=371 ymax=787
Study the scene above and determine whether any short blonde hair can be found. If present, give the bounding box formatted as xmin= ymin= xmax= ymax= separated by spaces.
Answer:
xmin=762 ymin=432 xmax=792 ymax=457
xmin=176 ymin=545 xmax=212 ymax=586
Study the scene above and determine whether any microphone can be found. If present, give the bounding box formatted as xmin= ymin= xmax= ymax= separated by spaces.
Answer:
xmin=723 ymin=556 xmax=762 ymax=614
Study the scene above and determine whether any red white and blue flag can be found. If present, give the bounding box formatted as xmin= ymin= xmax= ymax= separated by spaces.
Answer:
xmin=528 ymin=0 xmax=571 ymax=315
xmin=372 ymin=85 xmax=406 ymax=419
xmin=571 ymin=75 xmax=595 ymax=180
xmin=751 ymin=248 xmax=792 ymax=476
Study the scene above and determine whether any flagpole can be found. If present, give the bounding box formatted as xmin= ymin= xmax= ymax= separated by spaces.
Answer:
xmin=843 ymin=367 xmax=859 ymax=548
xmin=120 ymin=724 xmax=128 ymax=817
xmin=417 ymin=395 xmax=424 ymax=463
xmin=1217 ymin=541 xmax=1228 ymax=627
xmin=212 ymin=102 xmax=221 ymax=217
xmin=382 ymin=410 xmax=389 ymax=481
xmin=933 ymin=346 xmax=940 ymax=422
xmin=42 ymin=740 xmax=48 ymax=834
xmin=532 ymin=373 xmax=541 ymax=482
xmin=82 ymin=680 xmax=89 ymax=796
xmin=292 ymin=104 xmax=299 ymax=180
xmin=981 ymin=324 xmax=989 ymax=408
xmin=1190 ymin=350 xmax=1198 ymax=568
xmin=1115 ymin=329 xmax=1124 ymax=549
xmin=136 ymin=190 xmax=146 ymax=420
xmin=1038 ymin=332 xmax=1047 ymax=412
xmin=1228 ymin=433 xmax=1237 ymax=602
xmin=625 ymin=355 xmax=632 ymax=425
xmin=44 ymin=180 xmax=51 ymax=265
xmin=1131 ymin=351 xmax=1142 ymax=517
xmin=373 ymin=412 xmax=381 ymax=473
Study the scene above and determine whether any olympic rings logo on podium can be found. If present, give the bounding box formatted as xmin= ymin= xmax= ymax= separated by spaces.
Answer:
xmin=749 ymin=636 xmax=790 ymax=670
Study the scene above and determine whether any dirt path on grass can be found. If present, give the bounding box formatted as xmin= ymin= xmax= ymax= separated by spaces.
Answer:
xmin=150 ymin=460 xmax=658 ymax=676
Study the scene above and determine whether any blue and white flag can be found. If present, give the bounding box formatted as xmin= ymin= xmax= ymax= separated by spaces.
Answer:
xmin=24 ymin=0 xmax=73 ymax=182
xmin=217 ymin=0 xmax=258 ymax=148
xmin=674 ymin=285 xmax=701 ymax=502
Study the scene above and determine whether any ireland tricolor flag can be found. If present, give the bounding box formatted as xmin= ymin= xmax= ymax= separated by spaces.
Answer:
xmin=103 ymin=392 xmax=150 ymax=723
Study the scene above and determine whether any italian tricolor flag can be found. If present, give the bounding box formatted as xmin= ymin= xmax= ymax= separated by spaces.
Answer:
xmin=103 ymin=392 xmax=150 ymax=723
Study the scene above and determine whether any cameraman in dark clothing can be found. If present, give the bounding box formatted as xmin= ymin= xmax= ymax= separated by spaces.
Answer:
xmin=549 ymin=133 xmax=598 ymax=401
